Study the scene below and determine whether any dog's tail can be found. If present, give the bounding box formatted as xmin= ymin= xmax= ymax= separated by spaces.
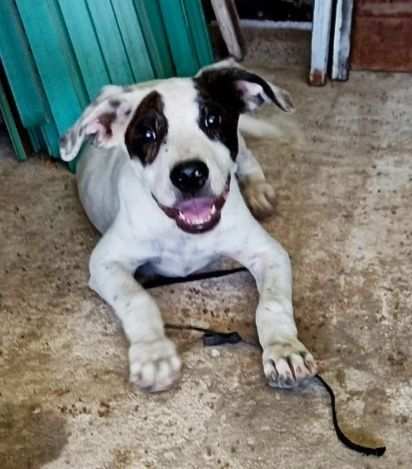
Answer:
xmin=239 ymin=114 xmax=304 ymax=144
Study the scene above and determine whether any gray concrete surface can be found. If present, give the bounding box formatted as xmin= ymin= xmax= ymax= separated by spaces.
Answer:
xmin=1 ymin=35 xmax=411 ymax=468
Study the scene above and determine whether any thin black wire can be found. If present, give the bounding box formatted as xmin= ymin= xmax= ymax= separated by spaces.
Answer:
xmin=166 ymin=324 xmax=386 ymax=457
xmin=315 ymin=374 xmax=386 ymax=457
xmin=146 ymin=268 xmax=386 ymax=456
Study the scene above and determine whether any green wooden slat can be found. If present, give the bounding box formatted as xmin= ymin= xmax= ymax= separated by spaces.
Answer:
xmin=0 ymin=79 xmax=26 ymax=161
xmin=2 ymin=0 xmax=213 ymax=166
xmin=182 ymin=0 xmax=214 ymax=67
xmin=111 ymin=0 xmax=155 ymax=83
xmin=58 ymin=0 xmax=110 ymax=100
xmin=51 ymin=0 xmax=89 ymax=110
xmin=158 ymin=0 xmax=199 ymax=76
xmin=133 ymin=0 xmax=175 ymax=78
xmin=87 ymin=0 xmax=134 ymax=85
xmin=0 ymin=0 xmax=47 ymax=128
xmin=15 ymin=0 xmax=84 ymax=135
xmin=27 ymin=128 xmax=42 ymax=152
xmin=40 ymin=120 xmax=61 ymax=158
xmin=0 ymin=1 xmax=64 ymax=156
xmin=37 ymin=82 xmax=63 ymax=158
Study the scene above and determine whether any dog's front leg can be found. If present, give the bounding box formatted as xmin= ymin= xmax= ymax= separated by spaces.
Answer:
xmin=233 ymin=224 xmax=317 ymax=388
xmin=89 ymin=233 xmax=181 ymax=392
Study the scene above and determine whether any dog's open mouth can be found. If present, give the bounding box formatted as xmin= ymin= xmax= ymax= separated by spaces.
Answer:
xmin=155 ymin=177 xmax=230 ymax=234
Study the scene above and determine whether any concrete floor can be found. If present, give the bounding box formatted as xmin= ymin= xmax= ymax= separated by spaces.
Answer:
xmin=1 ymin=34 xmax=412 ymax=469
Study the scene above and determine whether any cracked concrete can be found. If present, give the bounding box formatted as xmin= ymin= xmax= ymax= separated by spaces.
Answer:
xmin=1 ymin=34 xmax=412 ymax=468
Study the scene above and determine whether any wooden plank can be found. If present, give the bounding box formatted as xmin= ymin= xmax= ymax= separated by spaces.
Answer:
xmin=111 ymin=0 xmax=154 ymax=82
xmin=357 ymin=0 xmax=412 ymax=17
xmin=133 ymin=0 xmax=175 ymax=78
xmin=309 ymin=0 xmax=334 ymax=85
xmin=331 ymin=0 xmax=354 ymax=80
xmin=210 ymin=0 xmax=245 ymax=61
xmin=158 ymin=0 xmax=199 ymax=76
xmin=183 ymin=0 xmax=214 ymax=67
xmin=86 ymin=0 xmax=133 ymax=85
xmin=351 ymin=16 xmax=412 ymax=71
xmin=15 ymin=0 xmax=84 ymax=134
xmin=58 ymin=0 xmax=110 ymax=100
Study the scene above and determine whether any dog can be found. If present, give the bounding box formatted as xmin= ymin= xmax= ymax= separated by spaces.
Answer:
xmin=60 ymin=61 xmax=317 ymax=392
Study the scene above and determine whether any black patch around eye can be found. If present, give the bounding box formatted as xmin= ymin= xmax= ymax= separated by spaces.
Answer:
xmin=125 ymin=91 xmax=168 ymax=165
xmin=194 ymin=90 xmax=239 ymax=160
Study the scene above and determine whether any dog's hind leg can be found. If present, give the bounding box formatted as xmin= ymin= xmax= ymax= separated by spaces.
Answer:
xmin=88 ymin=232 xmax=181 ymax=393
xmin=236 ymin=134 xmax=276 ymax=219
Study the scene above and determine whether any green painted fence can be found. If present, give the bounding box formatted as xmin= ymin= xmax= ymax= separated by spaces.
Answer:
xmin=0 ymin=0 xmax=213 ymax=164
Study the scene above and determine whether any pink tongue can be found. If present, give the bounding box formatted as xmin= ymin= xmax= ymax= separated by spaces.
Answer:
xmin=176 ymin=197 xmax=214 ymax=222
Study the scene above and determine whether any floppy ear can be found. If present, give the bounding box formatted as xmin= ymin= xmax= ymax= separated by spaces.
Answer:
xmin=195 ymin=65 xmax=294 ymax=114
xmin=59 ymin=86 xmax=136 ymax=162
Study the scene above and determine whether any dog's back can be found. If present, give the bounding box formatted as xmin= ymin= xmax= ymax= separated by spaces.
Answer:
xmin=76 ymin=143 xmax=126 ymax=233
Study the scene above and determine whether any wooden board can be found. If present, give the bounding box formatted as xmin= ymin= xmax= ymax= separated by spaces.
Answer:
xmin=351 ymin=0 xmax=412 ymax=71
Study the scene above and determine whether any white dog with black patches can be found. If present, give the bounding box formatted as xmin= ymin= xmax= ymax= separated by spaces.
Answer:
xmin=60 ymin=61 xmax=317 ymax=392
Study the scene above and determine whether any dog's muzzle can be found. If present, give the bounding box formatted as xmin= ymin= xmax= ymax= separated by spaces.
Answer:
xmin=154 ymin=176 xmax=230 ymax=234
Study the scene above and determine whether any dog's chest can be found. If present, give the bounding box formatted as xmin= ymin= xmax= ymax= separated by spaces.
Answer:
xmin=148 ymin=235 xmax=220 ymax=277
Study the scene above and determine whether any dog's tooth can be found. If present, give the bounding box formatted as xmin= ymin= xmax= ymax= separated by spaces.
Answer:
xmin=179 ymin=212 xmax=189 ymax=223
xmin=211 ymin=205 xmax=216 ymax=215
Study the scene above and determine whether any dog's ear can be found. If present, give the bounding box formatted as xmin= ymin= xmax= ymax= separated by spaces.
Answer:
xmin=60 ymin=85 xmax=137 ymax=162
xmin=195 ymin=65 xmax=294 ymax=114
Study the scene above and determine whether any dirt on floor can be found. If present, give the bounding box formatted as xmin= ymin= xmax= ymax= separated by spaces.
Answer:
xmin=1 ymin=33 xmax=412 ymax=469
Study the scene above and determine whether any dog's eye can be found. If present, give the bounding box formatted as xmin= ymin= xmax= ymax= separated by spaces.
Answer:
xmin=204 ymin=110 xmax=222 ymax=129
xmin=142 ymin=128 xmax=157 ymax=143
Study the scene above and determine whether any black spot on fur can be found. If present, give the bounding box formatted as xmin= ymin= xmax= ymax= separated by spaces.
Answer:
xmin=194 ymin=67 xmax=285 ymax=160
xmin=195 ymin=67 xmax=285 ymax=111
xmin=125 ymin=91 xmax=168 ymax=165
xmin=70 ymin=130 xmax=77 ymax=147
xmin=197 ymin=96 xmax=239 ymax=160
xmin=194 ymin=71 xmax=244 ymax=160
xmin=98 ymin=112 xmax=117 ymax=137
xmin=109 ymin=99 xmax=121 ymax=108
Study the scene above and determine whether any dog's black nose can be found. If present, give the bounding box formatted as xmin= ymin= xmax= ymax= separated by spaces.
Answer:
xmin=170 ymin=160 xmax=209 ymax=194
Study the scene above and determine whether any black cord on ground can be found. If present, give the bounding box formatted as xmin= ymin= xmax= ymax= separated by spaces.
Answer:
xmin=165 ymin=323 xmax=386 ymax=457
xmin=315 ymin=374 xmax=386 ymax=456
xmin=145 ymin=268 xmax=386 ymax=457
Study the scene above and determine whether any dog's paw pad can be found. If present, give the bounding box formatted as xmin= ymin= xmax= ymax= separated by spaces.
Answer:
xmin=129 ymin=338 xmax=181 ymax=392
xmin=262 ymin=339 xmax=317 ymax=388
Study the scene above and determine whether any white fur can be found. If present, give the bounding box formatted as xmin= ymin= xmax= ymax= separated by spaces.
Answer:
xmin=61 ymin=68 xmax=317 ymax=392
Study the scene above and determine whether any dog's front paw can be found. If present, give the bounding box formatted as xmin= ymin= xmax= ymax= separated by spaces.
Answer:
xmin=129 ymin=337 xmax=181 ymax=392
xmin=240 ymin=176 xmax=276 ymax=219
xmin=262 ymin=338 xmax=317 ymax=388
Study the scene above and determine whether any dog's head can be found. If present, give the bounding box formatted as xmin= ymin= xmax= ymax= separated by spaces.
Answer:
xmin=60 ymin=63 xmax=293 ymax=234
